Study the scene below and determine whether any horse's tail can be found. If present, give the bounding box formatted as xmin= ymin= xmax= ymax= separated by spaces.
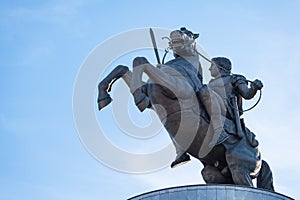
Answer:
xmin=257 ymin=160 xmax=275 ymax=191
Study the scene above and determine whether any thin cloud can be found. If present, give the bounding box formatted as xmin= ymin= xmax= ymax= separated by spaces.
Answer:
xmin=7 ymin=0 xmax=86 ymax=24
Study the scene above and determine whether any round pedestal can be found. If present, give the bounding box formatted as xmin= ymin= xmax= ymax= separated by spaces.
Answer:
xmin=128 ymin=185 xmax=293 ymax=200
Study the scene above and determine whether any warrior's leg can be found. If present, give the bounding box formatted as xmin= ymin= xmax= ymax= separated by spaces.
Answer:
xmin=223 ymin=140 xmax=256 ymax=187
xmin=198 ymin=86 xmax=225 ymax=147
xmin=98 ymin=65 xmax=129 ymax=110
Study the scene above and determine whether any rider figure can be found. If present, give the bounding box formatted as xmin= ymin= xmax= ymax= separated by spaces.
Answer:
xmin=208 ymin=57 xmax=262 ymax=147
xmin=172 ymin=55 xmax=263 ymax=170
xmin=200 ymin=56 xmax=266 ymax=187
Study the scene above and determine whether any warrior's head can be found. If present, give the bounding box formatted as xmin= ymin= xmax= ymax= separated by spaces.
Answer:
xmin=210 ymin=57 xmax=232 ymax=77
xmin=167 ymin=27 xmax=199 ymax=57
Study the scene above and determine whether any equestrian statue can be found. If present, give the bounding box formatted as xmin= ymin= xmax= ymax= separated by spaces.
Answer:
xmin=97 ymin=27 xmax=274 ymax=191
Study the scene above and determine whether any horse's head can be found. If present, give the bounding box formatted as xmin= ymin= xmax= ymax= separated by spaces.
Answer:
xmin=166 ymin=27 xmax=199 ymax=57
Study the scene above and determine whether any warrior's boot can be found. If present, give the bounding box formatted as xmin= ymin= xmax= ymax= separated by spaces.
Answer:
xmin=171 ymin=153 xmax=191 ymax=168
xmin=170 ymin=137 xmax=191 ymax=168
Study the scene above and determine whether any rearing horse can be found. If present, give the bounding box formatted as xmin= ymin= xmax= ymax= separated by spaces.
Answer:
xmin=97 ymin=28 xmax=274 ymax=191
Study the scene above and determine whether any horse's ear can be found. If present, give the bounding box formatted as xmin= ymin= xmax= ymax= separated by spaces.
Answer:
xmin=193 ymin=34 xmax=199 ymax=39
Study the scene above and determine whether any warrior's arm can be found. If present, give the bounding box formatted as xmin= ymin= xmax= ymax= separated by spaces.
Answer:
xmin=234 ymin=75 xmax=263 ymax=100
xmin=236 ymin=83 xmax=258 ymax=99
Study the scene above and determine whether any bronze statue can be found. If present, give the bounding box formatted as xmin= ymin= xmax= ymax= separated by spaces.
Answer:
xmin=97 ymin=27 xmax=274 ymax=191
xmin=201 ymin=57 xmax=274 ymax=190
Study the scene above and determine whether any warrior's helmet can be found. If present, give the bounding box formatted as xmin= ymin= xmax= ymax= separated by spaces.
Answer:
xmin=168 ymin=27 xmax=199 ymax=56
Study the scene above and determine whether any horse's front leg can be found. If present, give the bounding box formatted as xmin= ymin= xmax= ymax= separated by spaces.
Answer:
xmin=130 ymin=57 xmax=152 ymax=112
xmin=97 ymin=65 xmax=129 ymax=110
xmin=131 ymin=57 xmax=192 ymax=100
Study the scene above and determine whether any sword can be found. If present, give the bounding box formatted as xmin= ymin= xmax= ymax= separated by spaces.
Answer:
xmin=149 ymin=28 xmax=161 ymax=64
xmin=232 ymin=96 xmax=244 ymax=138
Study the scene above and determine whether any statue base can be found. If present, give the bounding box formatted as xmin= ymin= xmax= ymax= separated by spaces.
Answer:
xmin=128 ymin=184 xmax=293 ymax=200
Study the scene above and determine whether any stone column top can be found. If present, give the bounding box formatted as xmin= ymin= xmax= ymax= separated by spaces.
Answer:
xmin=128 ymin=184 xmax=294 ymax=200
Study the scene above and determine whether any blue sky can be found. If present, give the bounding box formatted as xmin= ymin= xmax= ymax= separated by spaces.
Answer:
xmin=1 ymin=0 xmax=300 ymax=199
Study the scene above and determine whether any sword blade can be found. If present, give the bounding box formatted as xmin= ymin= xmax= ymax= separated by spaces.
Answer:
xmin=149 ymin=28 xmax=161 ymax=64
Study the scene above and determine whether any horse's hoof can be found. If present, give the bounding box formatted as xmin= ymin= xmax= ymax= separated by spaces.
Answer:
xmin=98 ymin=96 xmax=112 ymax=110
xmin=136 ymin=97 xmax=150 ymax=112
xmin=133 ymin=90 xmax=149 ymax=112
xmin=97 ymin=81 xmax=113 ymax=110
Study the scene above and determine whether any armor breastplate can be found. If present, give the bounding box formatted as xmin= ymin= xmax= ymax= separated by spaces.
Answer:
xmin=208 ymin=75 xmax=241 ymax=120
xmin=208 ymin=75 xmax=235 ymax=99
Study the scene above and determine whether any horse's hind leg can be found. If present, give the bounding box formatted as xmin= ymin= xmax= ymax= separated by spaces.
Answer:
xmin=201 ymin=165 xmax=234 ymax=184
xmin=97 ymin=65 xmax=129 ymax=110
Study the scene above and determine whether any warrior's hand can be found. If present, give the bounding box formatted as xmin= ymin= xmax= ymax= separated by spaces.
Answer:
xmin=251 ymin=79 xmax=263 ymax=90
